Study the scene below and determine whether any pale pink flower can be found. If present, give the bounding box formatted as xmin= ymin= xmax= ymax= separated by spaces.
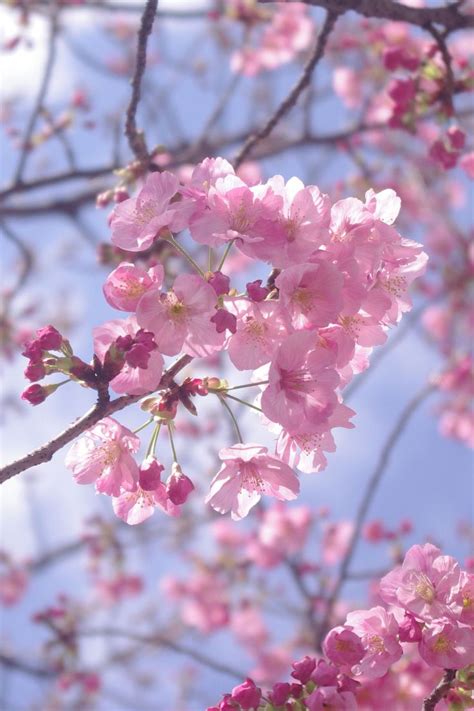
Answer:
xmin=276 ymin=401 xmax=355 ymax=473
xmin=103 ymin=262 xmax=164 ymax=311
xmin=345 ymin=606 xmax=403 ymax=679
xmin=225 ymin=298 xmax=287 ymax=370
xmin=136 ymin=274 xmax=224 ymax=357
xmin=93 ymin=316 xmax=164 ymax=395
xmin=333 ymin=66 xmax=362 ymax=108
xmin=261 ymin=331 xmax=340 ymax=432
xmin=95 ymin=573 xmax=143 ymax=605
xmin=457 ymin=572 xmax=474 ymax=626
xmin=189 ymin=174 xmax=281 ymax=247
xmin=110 ymin=171 xmax=194 ymax=251
xmin=276 ymin=261 xmax=343 ymax=329
xmin=322 ymin=521 xmax=354 ymax=565
xmin=258 ymin=503 xmax=312 ymax=555
xmin=0 ymin=559 xmax=28 ymax=606
xmin=379 ymin=543 xmax=463 ymax=622
xmin=205 ymin=444 xmax=299 ymax=521
xmin=112 ymin=457 xmax=180 ymax=524
xmin=65 ymin=417 xmax=140 ymax=497
xmin=419 ymin=621 xmax=474 ymax=668
xmin=460 ymin=151 xmax=474 ymax=179
xmin=231 ymin=604 xmax=269 ymax=648
xmin=240 ymin=176 xmax=330 ymax=266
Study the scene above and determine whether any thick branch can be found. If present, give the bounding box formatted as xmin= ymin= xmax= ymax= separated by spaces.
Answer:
xmin=259 ymin=0 xmax=473 ymax=33
xmin=124 ymin=0 xmax=158 ymax=162
xmin=234 ymin=9 xmax=340 ymax=168
xmin=316 ymin=382 xmax=435 ymax=645
xmin=423 ymin=669 xmax=457 ymax=710
xmin=0 ymin=355 xmax=192 ymax=485
xmin=0 ymin=653 xmax=54 ymax=679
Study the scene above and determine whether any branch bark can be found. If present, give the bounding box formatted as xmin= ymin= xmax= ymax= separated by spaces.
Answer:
xmin=0 ymin=355 xmax=192 ymax=486
xmin=316 ymin=382 xmax=436 ymax=646
xmin=259 ymin=0 xmax=473 ymax=33
xmin=422 ymin=669 xmax=456 ymax=710
xmin=124 ymin=0 xmax=158 ymax=162
xmin=234 ymin=9 xmax=340 ymax=168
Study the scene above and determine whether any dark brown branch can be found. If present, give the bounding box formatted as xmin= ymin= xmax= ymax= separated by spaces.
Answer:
xmin=13 ymin=7 xmax=59 ymax=185
xmin=124 ymin=0 xmax=158 ymax=162
xmin=423 ymin=669 xmax=457 ymax=710
xmin=428 ymin=24 xmax=455 ymax=108
xmin=234 ymin=9 xmax=340 ymax=168
xmin=0 ymin=354 xmax=192 ymax=486
xmin=316 ymin=382 xmax=436 ymax=646
xmin=259 ymin=0 xmax=473 ymax=33
xmin=0 ymin=653 xmax=54 ymax=679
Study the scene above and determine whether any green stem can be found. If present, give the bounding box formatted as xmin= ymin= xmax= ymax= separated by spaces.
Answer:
xmin=216 ymin=239 xmax=235 ymax=272
xmin=226 ymin=380 xmax=269 ymax=391
xmin=218 ymin=395 xmax=243 ymax=443
xmin=208 ymin=246 xmax=213 ymax=272
xmin=167 ymin=424 xmax=178 ymax=462
xmin=224 ymin=393 xmax=263 ymax=413
xmin=168 ymin=236 xmax=205 ymax=277
xmin=133 ymin=417 xmax=154 ymax=434
xmin=146 ymin=422 xmax=161 ymax=459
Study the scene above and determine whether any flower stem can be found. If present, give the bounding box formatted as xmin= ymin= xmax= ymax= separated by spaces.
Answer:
xmin=133 ymin=417 xmax=154 ymax=434
xmin=168 ymin=236 xmax=205 ymax=278
xmin=218 ymin=395 xmax=243 ymax=443
xmin=226 ymin=380 xmax=269 ymax=391
xmin=146 ymin=422 xmax=161 ymax=459
xmin=216 ymin=239 xmax=235 ymax=272
xmin=167 ymin=424 xmax=178 ymax=462
xmin=224 ymin=393 xmax=262 ymax=413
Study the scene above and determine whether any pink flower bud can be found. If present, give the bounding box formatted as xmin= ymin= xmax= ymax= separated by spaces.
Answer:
xmin=36 ymin=325 xmax=63 ymax=350
xmin=269 ymin=682 xmax=291 ymax=705
xmin=398 ymin=613 xmax=423 ymax=642
xmin=211 ymin=308 xmax=237 ymax=334
xmin=24 ymin=361 xmax=46 ymax=382
xmin=246 ymin=279 xmax=269 ymax=302
xmin=208 ymin=271 xmax=230 ymax=296
xmin=311 ymin=659 xmax=338 ymax=686
xmin=21 ymin=384 xmax=48 ymax=405
xmin=166 ymin=463 xmax=194 ymax=505
xmin=291 ymin=655 xmax=316 ymax=683
xmin=231 ymin=678 xmax=261 ymax=710
xmin=139 ymin=458 xmax=164 ymax=491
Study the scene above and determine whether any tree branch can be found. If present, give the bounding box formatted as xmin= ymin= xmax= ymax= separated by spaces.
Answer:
xmin=0 ymin=355 xmax=192 ymax=486
xmin=423 ymin=669 xmax=457 ymax=711
xmin=234 ymin=9 xmax=340 ymax=168
xmin=259 ymin=0 xmax=473 ymax=33
xmin=316 ymin=382 xmax=436 ymax=646
xmin=124 ymin=0 xmax=158 ymax=163
xmin=80 ymin=627 xmax=246 ymax=681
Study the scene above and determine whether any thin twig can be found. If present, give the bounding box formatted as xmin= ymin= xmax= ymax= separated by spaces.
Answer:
xmin=234 ymin=9 xmax=340 ymax=169
xmin=13 ymin=5 xmax=59 ymax=185
xmin=124 ymin=0 xmax=159 ymax=162
xmin=428 ymin=24 xmax=455 ymax=110
xmin=316 ymin=382 xmax=436 ymax=646
xmin=422 ymin=669 xmax=456 ymax=711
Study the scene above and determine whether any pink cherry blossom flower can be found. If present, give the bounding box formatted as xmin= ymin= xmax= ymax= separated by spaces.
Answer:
xmin=225 ymin=298 xmax=287 ymax=370
xmin=379 ymin=543 xmax=463 ymax=622
xmin=276 ymin=261 xmax=343 ymax=329
xmin=205 ymin=444 xmax=299 ymax=521
xmin=344 ymin=606 xmax=403 ymax=679
xmin=419 ymin=621 xmax=474 ymax=668
xmin=166 ymin=462 xmax=195 ymax=505
xmin=458 ymin=572 xmax=474 ymax=626
xmin=261 ymin=331 xmax=340 ymax=433
xmin=112 ymin=458 xmax=180 ymax=525
xmin=189 ymin=174 xmax=281 ymax=247
xmin=323 ymin=626 xmax=365 ymax=667
xmin=110 ymin=171 xmax=193 ymax=251
xmin=240 ymin=176 xmax=330 ymax=266
xmin=258 ymin=503 xmax=312 ymax=556
xmin=0 ymin=555 xmax=28 ymax=606
xmin=322 ymin=521 xmax=354 ymax=565
xmin=65 ymin=417 xmax=140 ymax=497
xmin=103 ymin=262 xmax=164 ymax=311
xmin=93 ymin=316 xmax=164 ymax=395
xmin=136 ymin=274 xmax=224 ymax=357
xmin=231 ymin=678 xmax=262 ymax=710
xmin=306 ymin=686 xmax=358 ymax=711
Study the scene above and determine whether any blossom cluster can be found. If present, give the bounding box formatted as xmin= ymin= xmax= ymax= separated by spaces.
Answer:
xmin=209 ymin=543 xmax=474 ymax=710
xmin=21 ymin=157 xmax=427 ymax=523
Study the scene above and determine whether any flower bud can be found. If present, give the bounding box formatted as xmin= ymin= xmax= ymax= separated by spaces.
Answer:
xmin=166 ymin=463 xmax=194 ymax=505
